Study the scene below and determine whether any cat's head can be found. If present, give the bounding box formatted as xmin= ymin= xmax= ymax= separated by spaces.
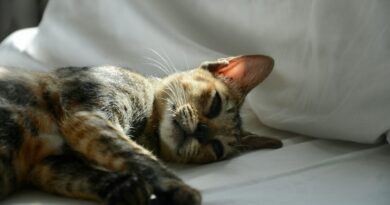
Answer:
xmin=154 ymin=55 xmax=282 ymax=163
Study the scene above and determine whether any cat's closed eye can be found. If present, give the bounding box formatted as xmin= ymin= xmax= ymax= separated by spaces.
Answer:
xmin=206 ymin=91 xmax=222 ymax=118
xmin=210 ymin=139 xmax=224 ymax=159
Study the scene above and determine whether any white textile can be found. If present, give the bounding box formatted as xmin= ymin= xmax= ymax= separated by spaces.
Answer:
xmin=19 ymin=0 xmax=390 ymax=144
xmin=1 ymin=1 xmax=390 ymax=205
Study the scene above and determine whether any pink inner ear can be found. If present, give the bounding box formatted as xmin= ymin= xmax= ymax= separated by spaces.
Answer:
xmin=216 ymin=61 xmax=244 ymax=79
xmin=214 ymin=55 xmax=274 ymax=94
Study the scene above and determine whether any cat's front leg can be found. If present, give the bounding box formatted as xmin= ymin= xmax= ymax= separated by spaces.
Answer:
xmin=59 ymin=111 xmax=201 ymax=205
xmin=29 ymin=154 xmax=199 ymax=205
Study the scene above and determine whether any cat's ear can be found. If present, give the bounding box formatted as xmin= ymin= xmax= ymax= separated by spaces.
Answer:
xmin=232 ymin=131 xmax=282 ymax=152
xmin=201 ymin=55 xmax=274 ymax=95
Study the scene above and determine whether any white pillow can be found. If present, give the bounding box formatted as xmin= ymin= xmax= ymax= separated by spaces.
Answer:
xmin=0 ymin=28 xmax=47 ymax=71
xmin=25 ymin=0 xmax=390 ymax=144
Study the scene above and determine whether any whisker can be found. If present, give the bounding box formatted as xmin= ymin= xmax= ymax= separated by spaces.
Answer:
xmin=166 ymin=84 xmax=181 ymax=107
xmin=176 ymin=78 xmax=188 ymax=106
xmin=162 ymin=87 xmax=177 ymax=105
xmin=162 ymin=49 xmax=179 ymax=73
xmin=183 ymin=52 xmax=191 ymax=71
xmin=144 ymin=57 xmax=169 ymax=72
xmin=173 ymin=79 xmax=186 ymax=106
xmin=142 ymin=61 xmax=170 ymax=75
xmin=148 ymin=48 xmax=175 ymax=74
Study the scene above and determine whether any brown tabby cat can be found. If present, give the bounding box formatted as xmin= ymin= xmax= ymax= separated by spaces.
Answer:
xmin=0 ymin=55 xmax=282 ymax=205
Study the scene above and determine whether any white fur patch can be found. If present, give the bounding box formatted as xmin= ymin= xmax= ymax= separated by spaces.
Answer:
xmin=159 ymin=109 xmax=178 ymax=151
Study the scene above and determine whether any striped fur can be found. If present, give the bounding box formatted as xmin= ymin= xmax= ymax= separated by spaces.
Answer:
xmin=0 ymin=55 xmax=281 ymax=204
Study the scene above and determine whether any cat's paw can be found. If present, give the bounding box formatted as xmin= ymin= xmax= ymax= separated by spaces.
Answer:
xmin=101 ymin=174 xmax=200 ymax=205
xmin=101 ymin=174 xmax=153 ymax=205
xmin=151 ymin=179 xmax=201 ymax=205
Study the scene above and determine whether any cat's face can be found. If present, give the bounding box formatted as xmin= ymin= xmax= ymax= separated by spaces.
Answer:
xmin=154 ymin=55 xmax=282 ymax=163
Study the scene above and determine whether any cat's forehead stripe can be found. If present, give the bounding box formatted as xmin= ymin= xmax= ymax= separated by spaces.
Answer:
xmin=190 ymin=80 xmax=214 ymax=97
xmin=199 ymin=83 xmax=214 ymax=108
xmin=180 ymin=81 xmax=190 ymax=91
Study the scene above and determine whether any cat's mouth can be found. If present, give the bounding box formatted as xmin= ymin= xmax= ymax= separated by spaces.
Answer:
xmin=170 ymin=116 xmax=224 ymax=161
xmin=158 ymin=108 xmax=226 ymax=163
xmin=171 ymin=118 xmax=195 ymax=154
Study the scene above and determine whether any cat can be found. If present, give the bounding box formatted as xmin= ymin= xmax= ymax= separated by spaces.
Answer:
xmin=0 ymin=55 xmax=282 ymax=205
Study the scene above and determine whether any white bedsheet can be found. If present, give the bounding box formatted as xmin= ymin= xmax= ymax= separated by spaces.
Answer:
xmin=1 ymin=1 xmax=390 ymax=204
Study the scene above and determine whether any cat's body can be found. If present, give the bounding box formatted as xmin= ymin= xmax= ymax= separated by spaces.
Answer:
xmin=0 ymin=55 xmax=282 ymax=205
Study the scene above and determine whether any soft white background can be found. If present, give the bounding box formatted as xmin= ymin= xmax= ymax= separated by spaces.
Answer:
xmin=20 ymin=0 xmax=390 ymax=144
xmin=0 ymin=1 xmax=389 ymax=204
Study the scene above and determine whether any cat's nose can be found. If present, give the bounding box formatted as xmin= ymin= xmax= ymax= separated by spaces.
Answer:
xmin=193 ymin=123 xmax=209 ymax=143
xmin=173 ymin=104 xmax=198 ymax=134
